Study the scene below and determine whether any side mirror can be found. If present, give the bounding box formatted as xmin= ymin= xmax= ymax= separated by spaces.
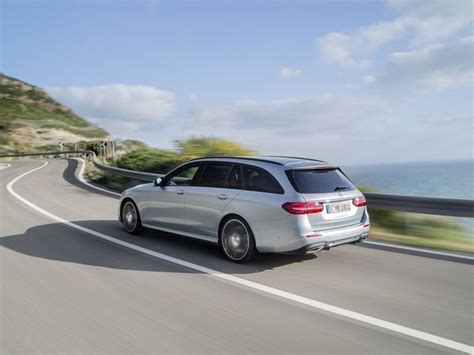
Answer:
xmin=154 ymin=177 xmax=163 ymax=186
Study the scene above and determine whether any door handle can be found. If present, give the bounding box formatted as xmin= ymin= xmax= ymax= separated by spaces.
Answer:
xmin=217 ymin=194 xmax=228 ymax=200
xmin=176 ymin=190 xmax=185 ymax=195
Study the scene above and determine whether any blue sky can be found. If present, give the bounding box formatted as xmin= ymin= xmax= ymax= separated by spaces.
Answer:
xmin=2 ymin=0 xmax=473 ymax=164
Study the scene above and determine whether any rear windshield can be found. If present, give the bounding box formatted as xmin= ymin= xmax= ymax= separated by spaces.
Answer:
xmin=286 ymin=169 xmax=355 ymax=194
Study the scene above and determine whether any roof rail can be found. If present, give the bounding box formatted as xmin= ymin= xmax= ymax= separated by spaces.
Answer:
xmin=265 ymin=155 xmax=328 ymax=164
xmin=188 ymin=156 xmax=284 ymax=166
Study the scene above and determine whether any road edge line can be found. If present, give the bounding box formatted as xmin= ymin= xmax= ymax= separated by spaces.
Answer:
xmin=75 ymin=158 xmax=121 ymax=197
xmin=363 ymin=240 xmax=474 ymax=262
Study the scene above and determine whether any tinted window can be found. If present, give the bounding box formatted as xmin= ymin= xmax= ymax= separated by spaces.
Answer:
xmin=243 ymin=165 xmax=284 ymax=194
xmin=286 ymin=169 xmax=355 ymax=193
xmin=167 ymin=164 xmax=200 ymax=186
xmin=225 ymin=165 xmax=243 ymax=189
xmin=196 ymin=162 xmax=233 ymax=188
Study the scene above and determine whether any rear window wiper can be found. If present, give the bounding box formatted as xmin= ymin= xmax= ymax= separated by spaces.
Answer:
xmin=334 ymin=186 xmax=351 ymax=191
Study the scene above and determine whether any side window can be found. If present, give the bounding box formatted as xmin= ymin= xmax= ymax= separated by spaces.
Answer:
xmin=225 ymin=164 xmax=243 ymax=189
xmin=243 ymin=165 xmax=284 ymax=194
xmin=167 ymin=164 xmax=200 ymax=186
xmin=195 ymin=162 xmax=233 ymax=188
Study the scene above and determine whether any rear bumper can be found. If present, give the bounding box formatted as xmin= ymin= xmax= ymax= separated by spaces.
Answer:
xmin=286 ymin=232 xmax=368 ymax=254
xmin=253 ymin=208 xmax=370 ymax=253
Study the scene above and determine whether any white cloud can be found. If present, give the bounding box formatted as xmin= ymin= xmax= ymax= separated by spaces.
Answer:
xmin=279 ymin=67 xmax=304 ymax=78
xmin=189 ymin=93 xmax=199 ymax=103
xmin=379 ymin=36 xmax=473 ymax=91
xmin=317 ymin=0 xmax=472 ymax=68
xmin=388 ymin=0 xmax=472 ymax=17
xmin=317 ymin=32 xmax=372 ymax=68
xmin=317 ymin=16 xmax=415 ymax=68
xmin=47 ymin=84 xmax=176 ymax=126
xmin=182 ymin=93 xmax=473 ymax=164
xmin=409 ymin=15 xmax=472 ymax=47
xmin=344 ymin=83 xmax=360 ymax=90
xmin=184 ymin=94 xmax=390 ymax=162
xmin=187 ymin=94 xmax=386 ymax=137
xmin=363 ymin=75 xmax=376 ymax=84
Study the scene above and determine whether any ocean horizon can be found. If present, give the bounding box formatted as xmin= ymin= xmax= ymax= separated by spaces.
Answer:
xmin=343 ymin=159 xmax=473 ymax=200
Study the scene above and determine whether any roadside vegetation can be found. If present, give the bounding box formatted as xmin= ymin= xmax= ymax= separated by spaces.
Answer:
xmin=87 ymin=137 xmax=255 ymax=191
xmin=115 ymin=137 xmax=255 ymax=173
xmin=356 ymin=188 xmax=473 ymax=253
xmin=367 ymin=208 xmax=472 ymax=254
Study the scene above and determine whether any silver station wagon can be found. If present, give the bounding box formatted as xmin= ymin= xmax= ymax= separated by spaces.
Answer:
xmin=119 ymin=156 xmax=370 ymax=263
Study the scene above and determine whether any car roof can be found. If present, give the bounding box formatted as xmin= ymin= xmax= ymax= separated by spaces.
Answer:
xmin=189 ymin=156 xmax=338 ymax=169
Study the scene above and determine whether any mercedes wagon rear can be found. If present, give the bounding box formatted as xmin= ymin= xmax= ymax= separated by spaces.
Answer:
xmin=281 ymin=164 xmax=370 ymax=254
xmin=119 ymin=156 xmax=369 ymax=262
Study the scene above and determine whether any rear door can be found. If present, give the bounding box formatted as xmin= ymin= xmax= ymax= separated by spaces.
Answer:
xmin=286 ymin=168 xmax=365 ymax=231
xmin=184 ymin=162 xmax=242 ymax=239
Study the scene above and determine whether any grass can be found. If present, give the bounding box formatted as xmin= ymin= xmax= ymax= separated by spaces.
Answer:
xmin=86 ymin=162 xmax=147 ymax=192
xmin=369 ymin=227 xmax=473 ymax=254
xmin=0 ymin=100 xmax=107 ymax=136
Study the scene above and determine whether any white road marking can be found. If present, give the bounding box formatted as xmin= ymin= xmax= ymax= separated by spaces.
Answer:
xmin=76 ymin=158 xmax=121 ymax=196
xmin=0 ymin=163 xmax=12 ymax=170
xmin=6 ymin=162 xmax=474 ymax=354
xmin=364 ymin=240 xmax=474 ymax=262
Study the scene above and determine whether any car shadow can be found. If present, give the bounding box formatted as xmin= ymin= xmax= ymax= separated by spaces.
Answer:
xmin=0 ymin=219 xmax=318 ymax=274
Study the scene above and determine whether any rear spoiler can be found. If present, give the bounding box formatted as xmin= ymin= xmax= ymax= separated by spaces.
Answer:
xmin=286 ymin=165 xmax=339 ymax=170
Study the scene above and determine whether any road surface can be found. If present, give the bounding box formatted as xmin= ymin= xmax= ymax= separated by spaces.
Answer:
xmin=1 ymin=159 xmax=472 ymax=354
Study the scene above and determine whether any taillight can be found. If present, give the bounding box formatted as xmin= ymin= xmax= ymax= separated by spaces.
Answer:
xmin=353 ymin=196 xmax=367 ymax=207
xmin=282 ymin=202 xmax=324 ymax=214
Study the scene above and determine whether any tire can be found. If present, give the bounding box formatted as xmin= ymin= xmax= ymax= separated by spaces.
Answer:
xmin=220 ymin=217 xmax=257 ymax=263
xmin=121 ymin=200 xmax=143 ymax=234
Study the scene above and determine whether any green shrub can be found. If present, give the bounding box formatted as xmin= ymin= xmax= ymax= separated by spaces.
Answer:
xmin=116 ymin=148 xmax=183 ymax=174
xmin=115 ymin=137 xmax=255 ymax=174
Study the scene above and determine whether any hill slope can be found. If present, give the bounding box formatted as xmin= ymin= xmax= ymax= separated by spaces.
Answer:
xmin=0 ymin=74 xmax=109 ymax=153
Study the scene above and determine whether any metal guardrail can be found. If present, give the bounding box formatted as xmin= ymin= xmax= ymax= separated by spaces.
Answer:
xmin=0 ymin=150 xmax=162 ymax=181
xmin=364 ymin=193 xmax=473 ymax=218
xmin=92 ymin=158 xmax=161 ymax=181
xmin=1 ymin=151 xmax=473 ymax=218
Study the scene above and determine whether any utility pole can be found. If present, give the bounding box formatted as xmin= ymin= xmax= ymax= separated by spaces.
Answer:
xmin=111 ymin=141 xmax=116 ymax=160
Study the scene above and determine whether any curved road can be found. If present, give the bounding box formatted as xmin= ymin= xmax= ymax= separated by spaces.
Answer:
xmin=1 ymin=159 xmax=472 ymax=354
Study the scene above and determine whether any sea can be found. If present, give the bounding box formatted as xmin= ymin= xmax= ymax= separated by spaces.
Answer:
xmin=344 ymin=159 xmax=474 ymax=200
xmin=344 ymin=159 xmax=473 ymax=231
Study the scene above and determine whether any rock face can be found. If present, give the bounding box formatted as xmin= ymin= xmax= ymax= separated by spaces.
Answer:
xmin=0 ymin=73 xmax=109 ymax=153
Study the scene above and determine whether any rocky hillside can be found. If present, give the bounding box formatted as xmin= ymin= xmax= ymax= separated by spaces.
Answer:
xmin=0 ymin=74 xmax=109 ymax=153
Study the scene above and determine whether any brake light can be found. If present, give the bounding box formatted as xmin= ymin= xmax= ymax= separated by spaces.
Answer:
xmin=282 ymin=202 xmax=324 ymax=214
xmin=353 ymin=196 xmax=367 ymax=207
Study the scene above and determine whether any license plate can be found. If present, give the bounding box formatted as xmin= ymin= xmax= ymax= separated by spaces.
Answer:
xmin=326 ymin=200 xmax=351 ymax=214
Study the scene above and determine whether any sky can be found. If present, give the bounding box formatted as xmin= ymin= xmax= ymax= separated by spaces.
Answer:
xmin=2 ymin=0 xmax=473 ymax=165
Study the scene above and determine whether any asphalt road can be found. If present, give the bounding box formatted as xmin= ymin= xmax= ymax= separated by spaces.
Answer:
xmin=1 ymin=159 xmax=472 ymax=354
